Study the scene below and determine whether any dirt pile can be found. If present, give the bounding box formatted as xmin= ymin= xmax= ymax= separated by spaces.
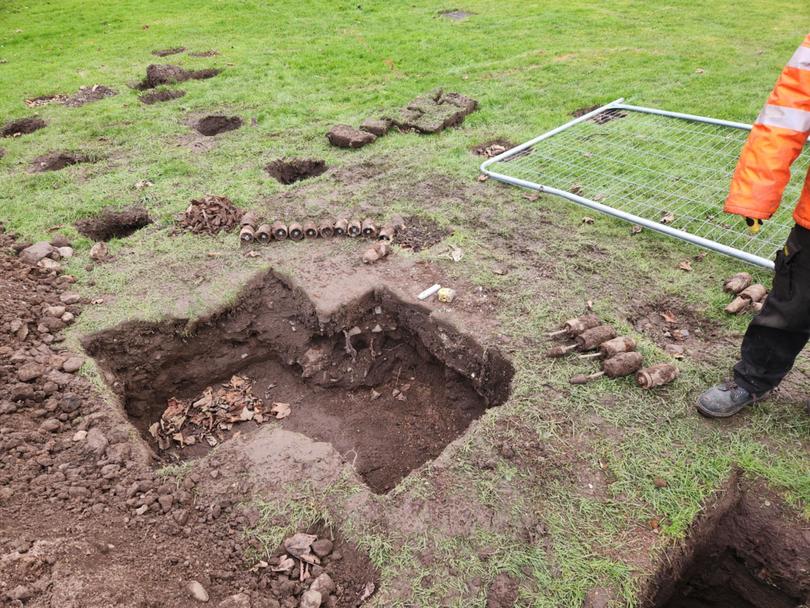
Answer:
xmin=195 ymin=115 xmax=242 ymax=136
xmin=29 ymin=151 xmax=92 ymax=173
xmin=2 ymin=117 xmax=46 ymax=137
xmin=189 ymin=49 xmax=219 ymax=57
xmin=0 ymin=224 xmax=379 ymax=607
xmin=396 ymin=215 xmax=450 ymax=251
xmin=177 ymin=194 xmax=242 ymax=234
xmin=140 ymin=63 xmax=221 ymax=89
xmin=64 ymin=85 xmax=117 ymax=107
xmin=75 ymin=205 xmax=152 ymax=241
xmin=25 ymin=94 xmax=69 ymax=108
xmin=265 ymin=158 xmax=327 ymax=184
xmin=139 ymin=88 xmax=186 ymax=104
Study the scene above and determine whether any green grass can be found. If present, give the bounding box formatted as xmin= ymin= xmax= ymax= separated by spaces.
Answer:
xmin=1 ymin=1 xmax=809 ymax=606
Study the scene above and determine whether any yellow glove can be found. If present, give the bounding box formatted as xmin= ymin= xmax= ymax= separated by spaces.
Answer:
xmin=745 ymin=217 xmax=763 ymax=235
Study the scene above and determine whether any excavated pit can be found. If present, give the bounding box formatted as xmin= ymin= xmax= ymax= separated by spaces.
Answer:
xmin=75 ymin=205 xmax=152 ymax=241
xmin=194 ymin=115 xmax=242 ymax=136
xmin=643 ymin=477 xmax=810 ymax=608
xmin=83 ymin=272 xmax=514 ymax=494
xmin=265 ymin=158 xmax=327 ymax=184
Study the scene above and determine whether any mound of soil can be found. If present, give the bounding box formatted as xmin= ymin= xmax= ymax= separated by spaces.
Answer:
xmin=1 ymin=117 xmax=46 ymax=137
xmin=265 ymin=158 xmax=327 ymax=184
xmin=0 ymin=148 xmax=4 ymax=159
xmin=385 ymin=89 xmax=478 ymax=134
xmin=83 ymin=272 xmax=514 ymax=493
xmin=644 ymin=478 xmax=810 ymax=608
xmin=29 ymin=152 xmax=91 ymax=173
xmin=152 ymin=46 xmax=186 ymax=57
xmin=139 ymin=88 xmax=186 ymax=104
xmin=397 ymin=215 xmax=451 ymax=252
xmin=64 ymin=84 xmax=117 ymax=108
xmin=189 ymin=49 xmax=218 ymax=57
xmin=194 ymin=115 xmax=242 ymax=136
xmin=140 ymin=64 xmax=221 ymax=89
xmin=25 ymin=94 xmax=68 ymax=108
xmin=75 ymin=205 xmax=152 ymax=241
xmin=571 ymin=105 xmax=627 ymax=124
xmin=177 ymin=194 xmax=242 ymax=234
xmin=0 ymin=226 xmax=380 ymax=607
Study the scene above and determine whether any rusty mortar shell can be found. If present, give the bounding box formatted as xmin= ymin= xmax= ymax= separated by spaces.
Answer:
xmin=575 ymin=325 xmax=617 ymax=351
xmin=271 ymin=221 xmax=288 ymax=240
xmin=240 ymin=211 xmax=258 ymax=227
xmin=318 ymin=221 xmax=334 ymax=238
xmin=390 ymin=213 xmax=406 ymax=233
xmin=739 ymin=284 xmax=767 ymax=303
xmin=347 ymin=219 xmax=362 ymax=237
xmin=724 ymin=296 xmax=750 ymax=314
xmin=289 ymin=222 xmax=304 ymax=241
xmin=636 ymin=363 xmax=680 ymax=389
xmin=599 ymin=336 xmax=636 ymax=358
xmin=361 ymin=218 xmax=377 ymax=238
xmin=602 ymin=351 xmax=644 ymax=378
xmin=334 ymin=218 xmax=348 ymax=236
xmin=752 ymin=296 xmax=767 ymax=313
xmin=723 ymin=272 xmax=752 ymax=294
xmin=255 ymin=224 xmax=272 ymax=243
xmin=362 ymin=246 xmax=381 ymax=264
xmin=303 ymin=221 xmax=318 ymax=238
xmin=239 ymin=225 xmax=255 ymax=243
xmin=378 ymin=225 xmax=396 ymax=241
xmin=549 ymin=314 xmax=601 ymax=337
xmin=546 ymin=343 xmax=577 ymax=358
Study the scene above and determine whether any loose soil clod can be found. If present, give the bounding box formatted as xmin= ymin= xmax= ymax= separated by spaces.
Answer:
xmin=177 ymin=195 xmax=242 ymax=235
xmin=194 ymin=115 xmax=242 ymax=136
xmin=139 ymin=88 xmax=186 ymax=104
xmin=2 ymin=116 xmax=46 ymax=137
xmin=64 ymin=84 xmax=117 ymax=107
xmin=29 ymin=151 xmax=91 ymax=173
xmin=75 ymin=205 xmax=152 ymax=242
xmin=264 ymin=158 xmax=327 ymax=184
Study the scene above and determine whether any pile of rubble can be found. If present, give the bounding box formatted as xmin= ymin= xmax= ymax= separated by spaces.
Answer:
xmin=177 ymin=194 xmax=243 ymax=235
xmin=150 ymin=375 xmax=268 ymax=450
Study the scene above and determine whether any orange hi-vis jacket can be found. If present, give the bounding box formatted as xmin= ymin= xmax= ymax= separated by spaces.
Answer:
xmin=725 ymin=33 xmax=810 ymax=228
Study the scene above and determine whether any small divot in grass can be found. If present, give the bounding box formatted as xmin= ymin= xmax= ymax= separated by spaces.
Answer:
xmin=2 ymin=117 xmax=46 ymax=137
xmin=438 ymin=9 xmax=475 ymax=20
xmin=570 ymin=104 xmax=628 ymax=124
xmin=75 ymin=205 xmax=152 ymax=242
xmin=265 ymin=158 xmax=327 ymax=184
xmin=194 ymin=115 xmax=242 ymax=136
xmin=138 ymin=64 xmax=222 ymax=89
xmin=29 ymin=151 xmax=93 ymax=173
xmin=151 ymin=46 xmax=186 ymax=57
xmin=139 ymin=88 xmax=186 ymax=104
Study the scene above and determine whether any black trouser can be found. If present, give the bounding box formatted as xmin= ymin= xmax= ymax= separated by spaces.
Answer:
xmin=734 ymin=223 xmax=810 ymax=395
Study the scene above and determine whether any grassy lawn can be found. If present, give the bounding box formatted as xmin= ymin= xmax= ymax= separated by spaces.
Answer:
xmin=2 ymin=1 xmax=808 ymax=606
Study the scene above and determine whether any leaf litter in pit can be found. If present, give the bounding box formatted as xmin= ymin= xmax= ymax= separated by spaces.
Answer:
xmin=270 ymin=402 xmax=291 ymax=419
xmin=152 ymin=375 xmax=265 ymax=449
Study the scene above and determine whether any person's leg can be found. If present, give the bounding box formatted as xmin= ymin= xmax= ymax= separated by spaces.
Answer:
xmin=698 ymin=224 xmax=810 ymax=417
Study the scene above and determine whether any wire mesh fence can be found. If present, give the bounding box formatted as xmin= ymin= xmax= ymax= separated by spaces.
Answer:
xmin=483 ymin=103 xmax=810 ymax=268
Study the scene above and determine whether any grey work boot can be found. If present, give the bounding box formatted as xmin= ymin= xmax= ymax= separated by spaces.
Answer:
xmin=696 ymin=382 xmax=762 ymax=418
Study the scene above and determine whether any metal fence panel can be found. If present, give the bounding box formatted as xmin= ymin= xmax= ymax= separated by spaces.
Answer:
xmin=480 ymin=100 xmax=810 ymax=269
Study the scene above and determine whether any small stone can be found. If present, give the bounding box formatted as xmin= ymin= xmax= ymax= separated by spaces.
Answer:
xmin=9 ymin=585 xmax=33 ymax=601
xmin=310 ymin=573 xmax=335 ymax=596
xmin=57 ymin=246 xmax=74 ymax=258
xmin=62 ymin=356 xmax=85 ymax=373
xmin=218 ymin=593 xmax=251 ymax=608
xmin=326 ymin=124 xmax=376 ymax=149
xmin=158 ymin=494 xmax=174 ymax=512
xmin=60 ymin=293 xmax=81 ymax=304
xmin=90 ymin=242 xmax=109 ymax=261
xmin=653 ymin=477 xmax=668 ymax=488
xmin=19 ymin=242 xmax=55 ymax=265
xmin=173 ymin=508 xmax=189 ymax=525
xmin=85 ymin=427 xmax=109 ymax=454
xmin=17 ymin=363 xmax=43 ymax=382
xmin=50 ymin=234 xmax=71 ymax=248
xmin=359 ymin=118 xmax=391 ymax=137
xmin=40 ymin=418 xmax=61 ymax=432
xmin=135 ymin=504 xmax=149 ymax=516
xmin=61 ymin=312 xmax=75 ymax=323
xmin=299 ymin=590 xmax=322 ymax=608
xmin=47 ymin=305 xmax=66 ymax=317
xmin=311 ymin=538 xmax=333 ymax=558
xmin=187 ymin=580 xmax=210 ymax=603
xmin=73 ymin=430 xmax=88 ymax=441
xmin=38 ymin=257 xmax=61 ymax=271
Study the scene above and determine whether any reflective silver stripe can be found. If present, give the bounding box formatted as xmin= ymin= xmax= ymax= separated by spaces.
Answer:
xmin=787 ymin=45 xmax=810 ymax=70
xmin=756 ymin=104 xmax=810 ymax=132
